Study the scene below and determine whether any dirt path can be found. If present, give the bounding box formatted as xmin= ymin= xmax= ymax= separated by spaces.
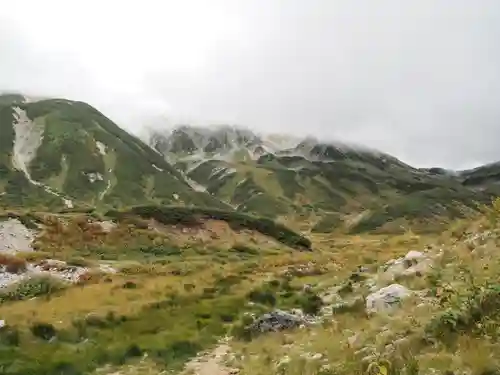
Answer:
xmin=183 ymin=342 xmax=238 ymax=375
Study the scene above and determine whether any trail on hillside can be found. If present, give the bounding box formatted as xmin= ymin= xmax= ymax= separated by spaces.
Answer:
xmin=183 ymin=341 xmax=238 ymax=375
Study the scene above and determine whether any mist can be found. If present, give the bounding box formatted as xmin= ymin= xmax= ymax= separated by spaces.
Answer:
xmin=1 ymin=0 xmax=500 ymax=169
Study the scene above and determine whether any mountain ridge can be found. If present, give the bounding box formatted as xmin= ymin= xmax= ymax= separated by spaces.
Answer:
xmin=148 ymin=124 xmax=500 ymax=233
xmin=0 ymin=94 xmax=229 ymax=210
xmin=2 ymin=92 xmax=499 ymax=233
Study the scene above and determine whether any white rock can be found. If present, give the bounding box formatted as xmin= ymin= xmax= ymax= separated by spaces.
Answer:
xmin=404 ymin=251 xmax=425 ymax=262
xmin=96 ymin=141 xmax=107 ymax=155
xmin=0 ymin=219 xmax=35 ymax=253
xmin=366 ymin=284 xmax=411 ymax=314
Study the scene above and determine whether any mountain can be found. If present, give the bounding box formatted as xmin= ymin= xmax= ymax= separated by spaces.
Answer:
xmin=149 ymin=125 xmax=498 ymax=233
xmin=3 ymin=96 xmax=500 ymax=375
xmin=0 ymin=94 xmax=227 ymax=210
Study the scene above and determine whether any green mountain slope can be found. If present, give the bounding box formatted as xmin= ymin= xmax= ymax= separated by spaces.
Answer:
xmin=0 ymin=95 xmax=227 ymax=210
xmin=149 ymin=126 xmax=497 ymax=233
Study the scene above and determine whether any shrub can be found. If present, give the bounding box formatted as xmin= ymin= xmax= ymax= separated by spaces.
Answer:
xmin=297 ymin=292 xmax=324 ymax=315
xmin=124 ymin=343 xmax=143 ymax=358
xmin=230 ymin=314 xmax=255 ymax=342
xmin=230 ymin=243 xmax=259 ymax=255
xmin=106 ymin=206 xmax=312 ymax=250
xmin=247 ymin=288 xmax=277 ymax=306
xmin=122 ymin=280 xmax=138 ymax=289
xmin=31 ymin=322 xmax=57 ymax=340
xmin=0 ymin=254 xmax=27 ymax=274
xmin=426 ymin=283 xmax=500 ymax=342
xmin=0 ymin=275 xmax=66 ymax=302
xmin=331 ymin=296 xmax=365 ymax=315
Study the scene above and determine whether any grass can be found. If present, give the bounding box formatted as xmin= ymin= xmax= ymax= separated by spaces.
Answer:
xmin=225 ymin=199 xmax=500 ymax=375
xmin=0 ymin=205 xmax=336 ymax=374
xmin=0 ymin=183 xmax=499 ymax=374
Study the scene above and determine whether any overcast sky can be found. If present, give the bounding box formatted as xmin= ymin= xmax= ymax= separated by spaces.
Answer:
xmin=1 ymin=0 xmax=499 ymax=169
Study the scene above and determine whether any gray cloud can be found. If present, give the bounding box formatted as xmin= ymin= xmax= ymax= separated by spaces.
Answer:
xmin=1 ymin=0 xmax=500 ymax=169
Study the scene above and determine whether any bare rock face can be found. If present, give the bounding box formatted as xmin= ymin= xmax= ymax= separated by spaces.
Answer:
xmin=366 ymin=284 xmax=411 ymax=314
xmin=0 ymin=219 xmax=35 ymax=253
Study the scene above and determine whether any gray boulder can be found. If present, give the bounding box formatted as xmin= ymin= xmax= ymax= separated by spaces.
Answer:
xmin=249 ymin=310 xmax=305 ymax=333
xmin=366 ymin=284 xmax=411 ymax=314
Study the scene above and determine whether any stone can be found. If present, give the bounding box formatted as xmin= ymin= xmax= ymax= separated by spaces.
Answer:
xmin=404 ymin=251 xmax=425 ymax=265
xmin=384 ymin=250 xmax=432 ymax=280
xmin=249 ymin=310 xmax=305 ymax=333
xmin=366 ymin=284 xmax=411 ymax=314
xmin=347 ymin=333 xmax=361 ymax=348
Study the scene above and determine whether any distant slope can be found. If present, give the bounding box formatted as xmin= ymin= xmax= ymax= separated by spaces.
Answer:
xmin=459 ymin=162 xmax=500 ymax=191
xmin=0 ymin=94 xmax=228 ymax=210
xmin=149 ymin=125 xmax=497 ymax=233
xmin=106 ymin=205 xmax=312 ymax=250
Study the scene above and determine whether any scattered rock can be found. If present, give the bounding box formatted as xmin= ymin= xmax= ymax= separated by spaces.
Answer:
xmin=366 ymin=284 xmax=411 ymax=314
xmin=383 ymin=250 xmax=432 ymax=280
xmin=249 ymin=310 xmax=306 ymax=333
xmin=97 ymin=221 xmax=116 ymax=233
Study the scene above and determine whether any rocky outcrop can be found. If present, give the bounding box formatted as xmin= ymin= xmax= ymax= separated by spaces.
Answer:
xmin=249 ymin=310 xmax=306 ymax=333
xmin=366 ymin=284 xmax=411 ymax=314
xmin=0 ymin=219 xmax=35 ymax=253
xmin=383 ymin=250 xmax=432 ymax=280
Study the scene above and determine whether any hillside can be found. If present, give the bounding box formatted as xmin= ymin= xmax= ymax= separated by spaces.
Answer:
xmin=149 ymin=126 xmax=497 ymax=233
xmin=0 ymin=94 xmax=227 ymax=210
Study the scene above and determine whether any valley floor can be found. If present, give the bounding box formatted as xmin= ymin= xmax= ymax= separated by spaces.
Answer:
xmin=0 ymin=208 xmax=499 ymax=375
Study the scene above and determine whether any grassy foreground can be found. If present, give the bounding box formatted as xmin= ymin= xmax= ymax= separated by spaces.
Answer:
xmin=1 ymin=201 xmax=500 ymax=374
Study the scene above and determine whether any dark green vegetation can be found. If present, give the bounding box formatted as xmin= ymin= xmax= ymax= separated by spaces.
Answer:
xmin=106 ymin=205 xmax=312 ymax=250
xmin=150 ymin=126 xmax=500 ymax=233
xmin=0 ymin=286 xmax=250 ymax=374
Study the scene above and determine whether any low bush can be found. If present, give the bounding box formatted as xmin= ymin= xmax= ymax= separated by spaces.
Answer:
xmin=426 ymin=283 xmax=500 ymax=343
xmin=31 ymin=322 xmax=57 ymax=340
xmin=0 ymin=254 xmax=27 ymax=274
xmin=230 ymin=243 xmax=259 ymax=255
xmin=297 ymin=292 xmax=324 ymax=315
xmin=0 ymin=275 xmax=66 ymax=302
xmin=106 ymin=205 xmax=312 ymax=250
